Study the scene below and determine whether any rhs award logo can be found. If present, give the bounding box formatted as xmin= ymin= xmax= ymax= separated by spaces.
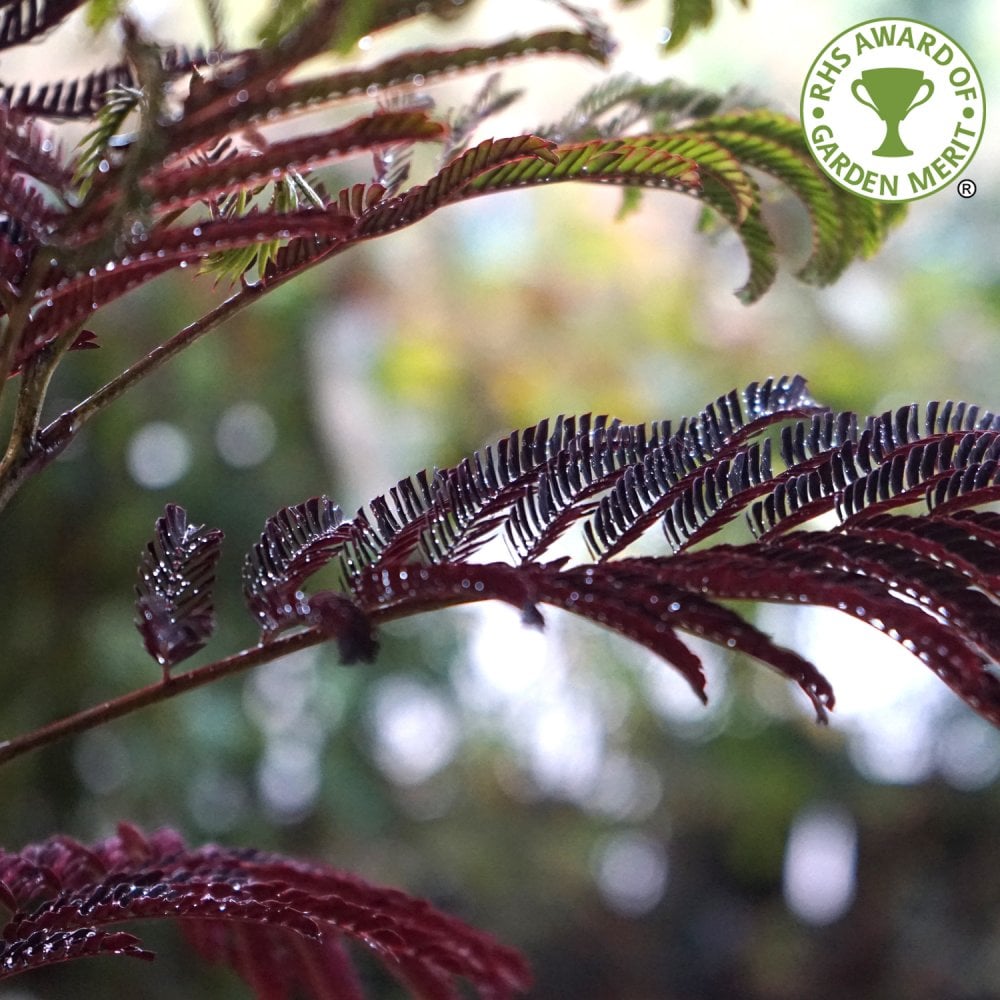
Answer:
xmin=801 ymin=17 xmax=984 ymax=201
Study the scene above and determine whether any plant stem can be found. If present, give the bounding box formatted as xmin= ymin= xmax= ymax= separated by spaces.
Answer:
xmin=0 ymin=281 xmax=263 ymax=515
xmin=0 ymin=627 xmax=326 ymax=767
xmin=39 ymin=282 xmax=262 ymax=454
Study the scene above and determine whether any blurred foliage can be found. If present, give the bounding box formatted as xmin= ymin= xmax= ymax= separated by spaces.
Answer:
xmin=2 ymin=1 xmax=1000 ymax=998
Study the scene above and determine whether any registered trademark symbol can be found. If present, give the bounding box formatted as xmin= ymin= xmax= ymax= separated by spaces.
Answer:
xmin=957 ymin=179 xmax=977 ymax=198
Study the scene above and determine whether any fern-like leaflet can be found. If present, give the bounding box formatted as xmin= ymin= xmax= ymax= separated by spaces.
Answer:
xmin=0 ymin=822 xmax=531 ymax=998
xmin=241 ymin=496 xmax=379 ymax=663
xmin=212 ymin=378 xmax=999 ymax=728
xmin=0 ymin=0 xmax=85 ymax=51
xmin=134 ymin=504 xmax=223 ymax=672
xmin=0 ymin=0 xmax=902 ymax=393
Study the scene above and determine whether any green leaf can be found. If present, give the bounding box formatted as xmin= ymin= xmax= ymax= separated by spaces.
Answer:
xmin=686 ymin=111 xmax=905 ymax=290
xmin=355 ymin=135 xmax=560 ymax=235
xmin=84 ymin=0 xmax=125 ymax=31
xmin=255 ymin=0 xmax=315 ymax=47
xmin=71 ymin=86 xmax=142 ymax=196
xmin=624 ymin=0 xmax=752 ymax=52
xmin=200 ymin=174 xmax=338 ymax=285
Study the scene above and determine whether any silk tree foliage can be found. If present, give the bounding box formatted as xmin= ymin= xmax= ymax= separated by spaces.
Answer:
xmin=0 ymin=0 xmax=956 ymax=995
xmin=135 ymin=375 xmax=1000 ymax=731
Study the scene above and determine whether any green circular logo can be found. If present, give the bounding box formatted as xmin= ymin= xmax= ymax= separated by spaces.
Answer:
xmin=801 ymin=17 xmax=985 ymax=202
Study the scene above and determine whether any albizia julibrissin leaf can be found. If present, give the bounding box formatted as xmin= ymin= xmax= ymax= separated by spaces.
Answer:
xmin=235 ymin=377 xmax=1000 ymax=728
xmin=349 ymin=112 xmax=895 ymax=303
xmin=13 ymin=208 xmax=354 ymax=374
xmin=241 ymin=496 xmax=378 ymax=663
xmin=620 ymin=0 xmax=751 ymax=53
xmin=181 ymin=26 xmax=609 ymax=142
xmin=76 ymin=111 xmax=447 ymax=224
xmin=135 ymin=504 xmax=223 ymax=671
xmin=0 ymin=822 xmax=532 ymax=999
xmin=0 ymin=0 xmax=85 ymax=51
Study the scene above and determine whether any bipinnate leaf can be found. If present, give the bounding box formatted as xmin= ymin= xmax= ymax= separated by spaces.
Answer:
xmin=349 ymin=107 xmax=899 ymax=303
xmin=0 ymin=823 xmax=532 ymax=999
xmin=0 ymin=927 xmax=151 ymax=977
xmin=0 ymin=0 xmax=87 ymax=51
xmin=13 ymin=208 xmax=354 ymax=373
xmin=242 ymin=496 xmax=377 ymax=662
xmin=135 ymin=504 xmax=223 ymax=670
xmin=0 ymin=107 xmax=69 ymax=190
xmin=250 ymin=378 xmax=1000 ymax=727
xmin=80 ymin=111 xmax=447 ymax=222
xmin=4 ymin=43 xmax=215 ymax=120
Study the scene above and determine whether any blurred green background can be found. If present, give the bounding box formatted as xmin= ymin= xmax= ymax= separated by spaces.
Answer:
xmin=2 ymin=1 xmax=1000 ymax=997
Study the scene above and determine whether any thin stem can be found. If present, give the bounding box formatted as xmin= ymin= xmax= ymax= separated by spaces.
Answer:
xmin=39 ymin=282 xmax=262 ymax=454
xmin=0 ymin=286 xmax=261 ymax=515
xmin=3 ymin=323 xmax=83 ymax=461
xmin=0 ymin=252 xmax=51 ymax=418
xmin=0 ymin=591 xmax=433 ymax=767
xmin=0 ymin=627 xmax=326 ymax=767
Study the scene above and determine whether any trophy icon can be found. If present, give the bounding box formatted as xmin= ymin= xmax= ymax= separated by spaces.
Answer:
xmin=850 ymin=68 xmax=934 ymax=157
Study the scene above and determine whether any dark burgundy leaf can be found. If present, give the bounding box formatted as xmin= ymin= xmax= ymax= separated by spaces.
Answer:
xmin=0 ymin=825 xmax=532 ymax=997
xmin=242 ymin=497 xmax=376 ymax=657
xmin=15 ymin=210 xmax=354 ymax=375
xmin=660 ymin=543 xmax=1000 ymax=726
xmin=0 ymin=927 xmax=152 ymax=978
xmin=135 ymin=111 xmax=446 ymax=217
xmin=135 ymin=504 xmax=223 ymax=670
xmin=0 ymin=106 xmax=70 ymax=189
xmin=0 ymin=0 xmax=86 ymax=52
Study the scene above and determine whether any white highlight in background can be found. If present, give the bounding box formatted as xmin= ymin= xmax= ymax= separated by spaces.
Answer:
xmin=593 ymin=831 xmax=669 ymax=917
xmin=127 ymin=422 xmax=192 ymax=488
xmin=783 ymin=805 xmax=858 ymax=926
xmin=369 ymin=676 xmax=459 ymax=785
xmin=215 ymin=402 xmax=277 ymax=468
